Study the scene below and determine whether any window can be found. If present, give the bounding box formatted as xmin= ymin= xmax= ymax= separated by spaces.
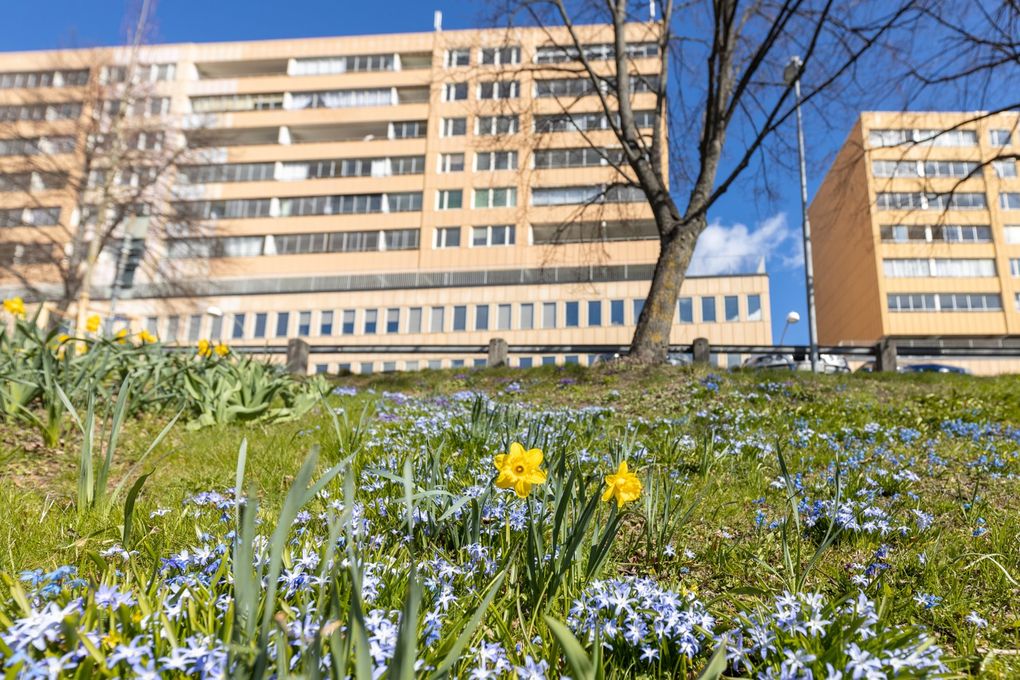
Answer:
xmin=428 ymin=359 xmax=442 ymax=370
xmin=230 ymin=314 xmax=245 ymax=339
xmin=534 ymin=42 xmax=658 ymax=64
xmin=542 ymin=302 xmax=557 ymax=329
xmin=990 ymin=129 xmax=1012 ymax=146
xmin=478 ymin=80 xmax=518 ymax=100
xmin=497 ymin=304 xmax=511 ymax=330
xmin=438 ymin=153 xmax=465 ymax=173
xmin=520 ymin=304 xmax=534 ymax=330
xmin=923 ymin=160 xmax=978 ymax=178
xmin=430 ymin=306 xmax=445 ymax=332
xmin=475 ymin=305 xmax=489 ymax=330
xmin=443 ymin=82 xmax=468 ymax=101
xmin=471 ymin=224 xmax=515 ymax=246
xmin=452 ymin=306 xmax=467 ymax=331
xmin=633 ymin=299 xmax=644 ymax=323
xmin=192 ymin=93 xmax=284 ymax=113
xmin=887 ymin=293 xmax=937 ymax=311
xmin=678 ymin=297 xmax=693 ymax=323
xmin=361 ymin=362 xmax=373 ymax=375
xmin=1001 ymin=193 xmax=1020 ymax=210
xmin=872 ymin=160 xmax=919 ymax=177
xmin=476 ymin=115 xmax=518 ymax=136
xmin=1011 ymin=259 xmax=1020 ymax=277
xmin=587 ymin=300 xmax=602 ymax=326
xmin=390 ymin=120 xmax=427 ymax=139
xmin=883 ymin=258 xmax=996 ymax=277
xmin=876 ymin=192 xmax=987 ymax=210
xmin=532 ymin=185 xmax=643 ymax=206
xmin=177 ymin=199 xmax=273 ymax=220
xmin=166 ymin=316 xmax=180 ymax=341
xmin=146 ymin=317 xmax=159 ymax=335
xmin=441 ymin=117 xmax=467 ymax=137
xmin=747 ymin=295 xmax=762 ymax=321
xmin=436 ymin=190 xmax=463 ymax=210
xmin=386 ymin=193 xmax=422 ymax=213
xmin=565 ymin=301 xmax=579 ymax=327
xmin=474 ymin=188 xmax=517 ymax=208
xmin=610 ymin=300 xmax=625 ymax=326
xmin=188 ymin=315 xmax=202 ymax=342
xmin=701 ymin=297 xmax=716 ymax=322
xmin=1005 ymin=226 xmax=1020 ymax=244
xmin=297 ymin=311 xmax=312 ymax=336
xmin=392 ymin=156 xmax=426 ymax=175
xmin=519 ymin=357 xmax=533 ymax=368
xmin=480 ymin=46 xmax=520 ymax=65
xmin=383 ymin=229 xmax=419 ymax=251
xmin=386 ymin=308 xmax=400 ymax=333
xmin=320 ymin=311 xmax=334 ymax=335
xmin=445 ymin=49 xmax=470 ymax=67
xmin=876 ymin=192 xmax=923 ymax=210
xmin=475 ymin=151 xmax=517 ymax=171
xmin=993 ymin=160 xmax=1018 ymax=178
xmin=724 ymin=296 xmax=739 ymax=322
xmin=408 ymin=308 xmax=422 ymax=333
xmin=534 ymin=110 xmax=655 ymax=133
xmin=342 ymin=310 xmax=356 ymax=334
xmin=364 ymin=309 xmax=378 ymax=334
xmin=534 ymin=147 xmax=622 ymax=169
xmin=179 ymin=163 xmax=275 ymax=184
xmin=542 ymin=356 xmax=556 ymax=366
xmin=288 ymin=89 xmax=393 ymax=110
xmin=254 ymin=313 xmax=267 ymax=338
xmin=937 ymin=293 xmax=1002 ymax=311
xmin=435 ymin=226 xmax=461 ymax=248
xmin=209 ymin=316 xmax=223 ymax=341
xmin=292 ymin=54 xmax=395 ymax=75
xmin=275 ymin=312 xmax=290 ymax=337
xmin=915 ymin=129 xmax=978 ymax=146
xmin=937 ymin=225 xmax=992 ymax=242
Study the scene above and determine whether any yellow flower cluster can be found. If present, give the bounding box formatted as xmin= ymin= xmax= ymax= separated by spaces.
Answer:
xmin=197 ymin=339 xmax=230 ymax=358
xmin=85 ymin=315 xmax=101 ymax=333
xmin=2 ymin=296 xmax=25 ymax=317
xmin=492 ymin=442 xmax=643 ymax=508
xmin=138 ymin=329 xmax=158 ymax=344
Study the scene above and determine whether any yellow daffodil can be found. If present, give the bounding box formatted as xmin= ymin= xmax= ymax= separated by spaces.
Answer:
xmin=56 ymin=333 xmax=70 ymax=344
xmin=85 ymin=314 xmax=101 ymax=333
xmin=114 ymin=328 xmax=129 ymax=344
xmin=214 ymin=342 xmax=230 ymax=357
xmin=138 ymin=329 xmax=157 ymax=344
xmin=197 ymin=339 xmax=212 ymax=357
xmin=494 ymin=442 xmax=547 ymax=498
xmin=3 ymin=296 xmax=25 ymax=317
xmin=602 ymin=460 xmax=642 ymax=509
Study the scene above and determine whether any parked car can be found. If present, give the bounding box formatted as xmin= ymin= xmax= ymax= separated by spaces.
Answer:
xmin=742 ymin=353 xmax=796 ymax=370
xmin=667 ymin=351 xmax=693 ymax=366
xmin=899 ymin=363 xmax=969 ymax=374
xmin=796 ymin=354 xmax=850 ymax=374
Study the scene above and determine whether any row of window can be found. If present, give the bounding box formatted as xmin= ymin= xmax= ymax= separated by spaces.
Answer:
xmin=176 ymin=147 xmax=626 ymax=187
xmin=880 ymin=224 xmax=992 ymax=243
xmin=872 ymin=159 xmax=1017 ymax=179
xmin=0 ymin=69 xmax=89 ymax=89
xmin=0 ymin=172 xmax=66 ymax=193
xmin=441 ymin=75 xmax=658 ymax=102
xmin=150 ymin=294 xmax=764 ymax=344
xmin=444 ymin=43 xmax=659 ymax=67
xmin=167 ymin=228 xmax=420 ymax=258
xmin=0 ymin=102 xmax=82 ymax=122
xmin=882 ymin=258 xmax=997 ymax=278
xmin=876 ymin=192 xmax=1020 ymax=211
xmin=887 ymin=293 xmax=1002 ymax=312
xmin=868 ymin=128 xmax=1013 ymax=148
xmin=0 ymin=207 xmax=61 ymax=228
xmin=0 ymin=136 xmax=76 ymax=157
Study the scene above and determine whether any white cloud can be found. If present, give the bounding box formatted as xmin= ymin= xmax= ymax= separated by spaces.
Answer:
xmin=688 ymin=212 xmax=801 ymax=275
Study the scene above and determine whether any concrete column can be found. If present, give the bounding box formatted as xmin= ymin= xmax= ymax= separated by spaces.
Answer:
xmin=877 ymin=338 xmax=898 ymax=372
xmin=692 ymin=337 xmax=711 ymax=365
xmin=286 ymin=338 xmax=310 ymax=375
xmin=487 ymin=337 xmax=509 ymax=367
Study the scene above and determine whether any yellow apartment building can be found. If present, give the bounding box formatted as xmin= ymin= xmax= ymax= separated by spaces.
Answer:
xmin=810 ymin=111 xmax=1020 ymax=372
xmin=0 ymin=25 xmax=771 ymax=372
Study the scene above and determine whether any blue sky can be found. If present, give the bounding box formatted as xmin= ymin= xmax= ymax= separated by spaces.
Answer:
xmin=0 ymin=1 xmax=945 ymax=344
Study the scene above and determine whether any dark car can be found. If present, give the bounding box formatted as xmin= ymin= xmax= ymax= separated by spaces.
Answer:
xmin=900 ymin=363 xmax=969 ymax=374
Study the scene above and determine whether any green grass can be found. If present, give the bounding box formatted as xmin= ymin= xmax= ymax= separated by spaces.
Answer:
xmin=1 ymin=364 xmax=1018 ymax=677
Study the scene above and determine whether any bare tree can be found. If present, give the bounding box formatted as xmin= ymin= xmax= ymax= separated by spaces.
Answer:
xmin=0 ymin=0 xmax=201 ymax=331
xmin=499 ymin=0 xmax=928 ymax=362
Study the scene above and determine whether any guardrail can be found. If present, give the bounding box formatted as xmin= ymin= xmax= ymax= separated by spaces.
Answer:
xmin=219 ymin=336 xmax=1020 ymax=374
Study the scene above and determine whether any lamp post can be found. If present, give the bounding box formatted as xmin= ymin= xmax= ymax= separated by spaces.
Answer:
xmin=783 ymin=56 xmax=819 ymax=373
xmin=778 ymin=310 xmax=800 ymax=345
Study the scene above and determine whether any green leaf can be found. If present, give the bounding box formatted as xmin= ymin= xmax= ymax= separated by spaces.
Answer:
xmin=544 ymin=615 xmax=594 ymax=680
xmin=122 ymin=471 xmax=152 ymax=549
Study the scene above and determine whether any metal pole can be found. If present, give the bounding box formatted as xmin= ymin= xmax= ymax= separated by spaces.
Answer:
xmin=790 ymin=62 xmax=819 ymax=372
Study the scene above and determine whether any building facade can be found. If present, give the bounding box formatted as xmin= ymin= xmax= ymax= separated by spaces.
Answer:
xmin=0 ymin=25 xmax=771 ymax=372
xmin=810 ymin=111 xmax=1020 ymax=373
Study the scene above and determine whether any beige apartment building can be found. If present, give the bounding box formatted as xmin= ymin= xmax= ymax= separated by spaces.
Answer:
xmin=0 ymin=24 xmax=771 ymax=372
xmin=810 ymin=111 xmax=1020 ymax=373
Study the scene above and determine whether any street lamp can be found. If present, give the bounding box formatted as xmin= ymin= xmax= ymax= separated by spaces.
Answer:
xmin=784 ymin=56 xmax=819 ymax=373
xmin=779 ymin=310 xmax=800 ymax=345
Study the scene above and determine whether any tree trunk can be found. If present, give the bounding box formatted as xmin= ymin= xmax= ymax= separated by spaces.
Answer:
xmin=628 ymin=216 xmax=704 ymax=363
